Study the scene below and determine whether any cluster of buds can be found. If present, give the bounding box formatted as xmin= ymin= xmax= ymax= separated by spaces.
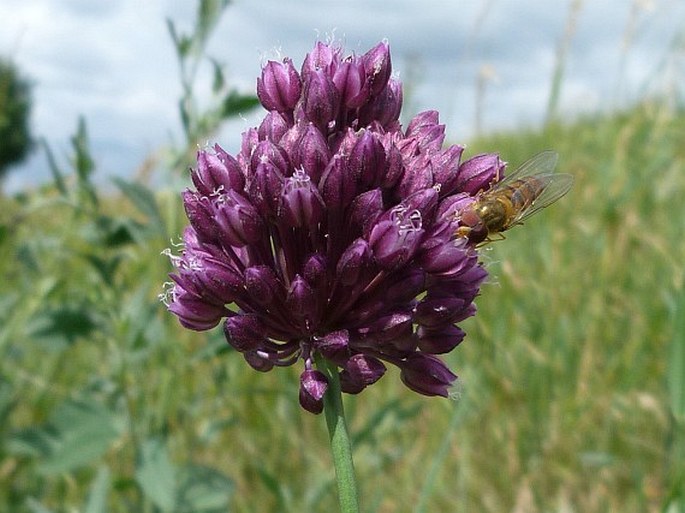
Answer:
xmin=164 ymin=41 xmax=505 ymax=413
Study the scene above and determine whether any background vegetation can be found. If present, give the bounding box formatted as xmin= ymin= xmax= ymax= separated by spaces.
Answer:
xmin=1 ymin=2 xmax=683 ymax=512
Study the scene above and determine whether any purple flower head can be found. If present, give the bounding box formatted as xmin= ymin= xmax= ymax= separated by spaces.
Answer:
xmin=164 ymin=41 xmax=499 ymax=413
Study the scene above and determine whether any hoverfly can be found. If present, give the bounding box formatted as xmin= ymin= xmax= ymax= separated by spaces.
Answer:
xmin=455 ymin=150 xmax=574 ymax=244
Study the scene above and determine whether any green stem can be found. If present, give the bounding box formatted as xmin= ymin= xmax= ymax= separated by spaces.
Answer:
xmin=316 ymin=356 xmax=360 ymax=513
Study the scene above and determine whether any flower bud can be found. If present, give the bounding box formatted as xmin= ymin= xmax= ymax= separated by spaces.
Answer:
xmin=320 ymin=155 xmax=358 ymax=213
xmin=417 ymin=324 xmax=465 ymax=354
xmin=193 ymin=146 xmax=245 ymax=196
xmin=258 ymin=111 xmax=290 ymax=143
xmin=301 ymin=70 xmax=340 ymax=130
xmin=368 ymin=207 xmax=424 ymax=270
xmin=362 ymin=41 xmax=392 ymax=97
xmin=350 ymin=188 xmax=384 ymax=236
xmin=279 ymin=169 xmax=325 ymax=228
xmin=183 ymin=191 xmax=217 ymax=244
xmin=432 ymin=144 xmax=464 ymax=197
xmin=359 ymin=78 xmax=402 ymax=128
xmin=248 ymin=162 xmax=285 ymax=217
xmin=457 ymin=153 xmax=505 ymax=194
xmin=400 ymin=353 xmax=456 ymax=397
xmin=333 ymin=57 xmax=370 ymax=109
xmin=290 ymin=123 xmax=330 ymax=183
xmin=340 ymin=354 xmax=386 ymax=394
xmin=286 ymin=275 xmax=315 ymax=318
xmin=315 ymin=330 xmax=350 ymax=363
xmin=257 ymin=58 xmax=302 ymax=112
xmin=223 ymin=314 xmax=267 ymax=352
xmin=214 ymin=190 xmax=264 ymax=247
xmin=244 ymin=265 xmax=281 ymax=306
xmin=167 ymin=289 xmax=226 ymax=331
xmin=299 ymin=369 xmax=328 ymax=414
xmin=336 ymin=238 xmax=372 ymax=286
xmin=348 ymin=130 xmax=386 ymax=189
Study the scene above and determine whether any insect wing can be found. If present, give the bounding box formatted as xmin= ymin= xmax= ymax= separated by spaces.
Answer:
xmin=510 ymin=172 xmax=574 ymax=225
xmin=496 ymin=150 xmax=559 ymax=186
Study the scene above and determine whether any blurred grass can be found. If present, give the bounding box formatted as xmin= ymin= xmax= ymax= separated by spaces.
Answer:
xmin=1 ymin=98 xmax=682 ymax=513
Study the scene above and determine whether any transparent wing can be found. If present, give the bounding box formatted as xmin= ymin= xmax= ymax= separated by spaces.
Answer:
xmin=497 ymin=150 xmax=559 ymax=186
xmin=510 ymin=172 xmax=574 ymax=225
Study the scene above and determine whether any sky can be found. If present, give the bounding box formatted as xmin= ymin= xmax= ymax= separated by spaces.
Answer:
xmin=1 ymin=0 xmax=683 ymax=192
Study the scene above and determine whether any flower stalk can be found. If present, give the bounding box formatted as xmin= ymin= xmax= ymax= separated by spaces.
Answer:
xmin=317 ymin=354 xmax=360 ymax=513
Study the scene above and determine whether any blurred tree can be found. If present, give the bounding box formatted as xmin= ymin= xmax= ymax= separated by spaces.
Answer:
xmin=0 ymin=58 xmax=33 ymax=181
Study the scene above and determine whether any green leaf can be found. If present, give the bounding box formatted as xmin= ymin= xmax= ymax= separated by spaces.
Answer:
xmin=221 ymin=91 xmax=260 ymax=119
xmin=177 ymin=464 xmax=234 ymax=513
xmin=112 ymin=177 xmax=166 ymax=236
xmin=670 ymin=277 xmax=685 ymax=424
xmin=29 ymin=305 xmax=98 ymax=348
xmin=40 ymin=138 xmax=67 ymax=195
xmin=166 ymin=19 xmax=191 ymax=58
xmin=209 ymin=58 xmax=226 ymax=94
xmin=135 ymin=438 xmax=177 ymax=513
xmin=196 ymin=0 xmax=231 ymax=47
xmin=85 ymin=466 xmax=111 ymax=513
xmin=37 ymin=399 xmax=121 ymax=475
xmin=71 ymin=116 xmax=99 ymax=207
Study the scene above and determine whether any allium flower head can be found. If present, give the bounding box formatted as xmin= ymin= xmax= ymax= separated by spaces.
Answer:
xmin=164 ymin=41 xmax=500 ymax=413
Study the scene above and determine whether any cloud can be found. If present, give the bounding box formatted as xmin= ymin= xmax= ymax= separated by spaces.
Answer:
xmin=1 ymin=0 xmax=683 ymax=192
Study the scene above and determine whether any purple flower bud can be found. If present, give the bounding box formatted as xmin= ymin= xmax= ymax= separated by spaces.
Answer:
xmin=405 ymin=111 xmax=445 ymax=154
xmin=223 ymin=314 xmax=267 ymax=352
xmin=258 ymin=111 xmax=290 ymax=143
xmin=167 ymin=288 xmax=226 ymax=331
xmin=240 ymin=128 xmax=259 ymax=164
xmin=303 ymin=253 xmax=327 ymax=286
xmin=417 ymin=324 xmax=465 ymax=354
xmin=315 ymin=330 xmax=350 ymax=363
xmin=398 ymin=155 xmax=434 ymax=197
xmin=400 ymin=353 xmax=456 ymax=397
xmin=333 ymin=57 xmax=370 ymax=108
xmin=359 ymin=78 xmax=402 ymax=128
xmin=184 ymin=255 xmax=244 ymax=304
xmin=404 ymin=187 xmax=439 ymax=226
xmin=301 ymin=70 xmax=340 ymax=130
xmin=414 ymin=294 xmax=466 ymax=328
xmin=368 ymin=206 xmax=424 ymax=270
xmin=457 ymin=153 xmax=506 ymax=194
xmin=299 ymin=369 xmax=328 ymax=414
xmin=279 ymin=169 xmax=325 ymax=228
xmin=183 ymin=191 xmax=217 ymax=244
xmin=289 ymin=123 xmax=330 ymax=183
xmin=193 ymin=146 xmax=245 ymax=196
xmin=257 ymin=58 xmax=302 ymax=112
xmin=362 ymin=41 xmax=392 ymax=97
xmin=336 ymin=238 xmax=372 ymax=286
xmin=243 ymin=351 xmax=275 ymax=372
xmin=249 ymin=140 xmax=290 ymax=177
xmin=301 ymin=41 xmax=340 ymax=77
xmin=348 ymin=130 xmax=386 ymax=189
xmin=214 ymin=190 xmax=264 ymax=247
xmin=340 ymin=354 xmax=386 ymax=394
xmin=320 ymin=155 xmax=358 ymax=212
xmin=248 ymin=162 xmax=285 ymax=216
xmin=432 ymin=144 xmax=464 ymax=197
xmin=357 ymin=311 xmax=413 ymax=343
xmin=350 ymin=188 xmax=384 ymax=236
xmin=382 ymin=268 xmax=425 ymax=306
xmin=244 ymin=265 xmax=281 ymax=306
xmin=419 ymin=237 xmax=472 ymax=277
xmin=286 ymin=275 xmax=315 ymax=318
xmin=381 ymin=139 xmax=405 ymax=189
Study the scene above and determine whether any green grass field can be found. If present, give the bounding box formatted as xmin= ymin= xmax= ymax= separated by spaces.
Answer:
xmin=1 ymin=98 xmax=682 ymax=513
